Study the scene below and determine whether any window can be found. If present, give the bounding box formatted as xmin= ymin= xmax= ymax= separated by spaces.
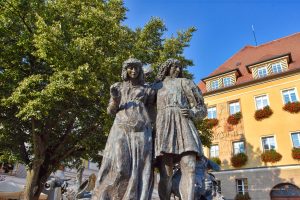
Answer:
xmin=207 ymin=107 xmax=217 ymax=119
xmin=211 ymin=80 xmax=219 ymax=90
xmin=257 ymin=67 xmax=268 ymax=78
xmin=255 ymin=95 xmax=269 ymax=110
xmin=262 ymin=136 xmax=276 ymax=151
xmin=210 ymin=145 xmax=219 ymax=158
xmin=272 ymin=63 xmax=283 ymax=74
xmin=236 ymin=178 xmax=248 ymax=194
xmin=291 ymin=132 xmax=300 ymax=148
xmin=229 ymin=102 xmax=240 ymax=115
xmin=233 ymin=141 xmax=245 ymax=155
xmin=282 ymin=89 xmax=298 ymax=104
xmin=223 ymin=77 xmax=232 ymax=87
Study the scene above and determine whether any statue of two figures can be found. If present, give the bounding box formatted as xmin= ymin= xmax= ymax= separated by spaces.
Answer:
xmin=92 ymin=58 xmax=224 ymax=200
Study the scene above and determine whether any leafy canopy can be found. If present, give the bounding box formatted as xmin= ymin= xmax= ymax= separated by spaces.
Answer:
xmin=0 ymin=0 xmax=208 ymax=171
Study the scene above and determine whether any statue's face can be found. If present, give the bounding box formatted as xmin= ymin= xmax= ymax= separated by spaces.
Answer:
xmin=169 ymin=64 xmax=181 ymax=78
xmin=127 ymin=65 xmax=140 ymax=79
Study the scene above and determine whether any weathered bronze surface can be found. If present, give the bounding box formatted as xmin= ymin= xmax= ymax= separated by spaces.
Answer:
xmin=153 ymin=59 xmax=207 ymax=200
xmin=92 ymin=58 xmax=209 ymax=200
xmin=92 ymin=58 xmax=154 ymax=200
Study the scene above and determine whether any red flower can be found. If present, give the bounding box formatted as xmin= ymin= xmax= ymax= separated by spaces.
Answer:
xmin=283 ymin=102 xmax=300 ymax=113
xmin=292 ymin=148 xmax=300 ymax=160
xmin=227 ymin=112 xmax=242 ymax=125
xmin=255 ymin=106 xmax=273 ymax=121
xmin=205 ymin=118 xmax=219 ymax=128
xmin=231 ymin=152 xmax=248 ymax=168
xmin=261 ymin=150 xmax=282 ymax=163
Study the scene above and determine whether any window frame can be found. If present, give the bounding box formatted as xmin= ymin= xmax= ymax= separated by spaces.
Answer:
xmin=271 ymin=62 xmax=283 ymax=74
xmin=257 ymin=66 xmax=268 ymax=78
xmin=254 ymin=94 xmax=270 ymax=110
xmin=290 ymin=131 xmax=300 ymax=148
xmin=223 ymin=77 xmax=232 ymax=87
xmin=210 ymin=144 xmax=219 ymax=158
xmin=261 ymin=135 xmax=277 ymax=151
xmin=229 ymin=101 xmax=241 ymax=115
xmin=207 ymin=106 xmax=217 ymax=119
xmin=236 ymin=178 xmax=248 ymax=195
xmin=233 ymin=141 xmax=246 ymax=155
xmin=211 ymin=79 xmax=220 ymax=90
xmin=281 ymin=88 xmax=299 ymax=105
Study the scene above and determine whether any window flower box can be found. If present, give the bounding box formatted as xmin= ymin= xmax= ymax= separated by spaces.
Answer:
xmin=283 ymin=102 xmax=300 ymax=113
xmin=227 ymin=112 xmax=242 ymax=125
xmin=254 ymin=106 xmax=273 ymax=121
xmin=234 ymin=193 xmax=251 ymax=200
xmin=292 ymin=148 xmax=300 ymax=160
xmin=210 ymin=157 xmax=221 ymax=165
xmin=231 ymin=152 xmax=248 ymax=168
xmin=205 ymin=118 xmax=219 ymax=128
xmin=261 ymin=150 xmax=282 ymax=163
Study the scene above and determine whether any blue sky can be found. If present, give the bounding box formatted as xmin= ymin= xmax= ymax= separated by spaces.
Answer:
xmin=123 ymin=0 xmax=300 ymax=84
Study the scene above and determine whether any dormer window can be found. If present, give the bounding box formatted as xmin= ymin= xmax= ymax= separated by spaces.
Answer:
xmin=272 ymin=63 xmax=283 ymax=74
xmin=223 ymin=77 xmax=233 ymax=87
xmin=246 ymin=53 xmax=291 ymax=79
xmin=257 ymin=66 xmax=268 ymax=78
xmin=202 ymin=69 xmax=241 ymax=92
xmin=211 ymin=80 xmax=219 ymax=90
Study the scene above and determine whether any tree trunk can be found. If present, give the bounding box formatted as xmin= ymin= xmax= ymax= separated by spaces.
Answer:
xmin=24 ymin=163 xmax=50 ymax=200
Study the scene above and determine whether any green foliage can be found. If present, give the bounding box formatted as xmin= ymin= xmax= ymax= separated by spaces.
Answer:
xmin=210 ymin=157 xmax=221 ymax=166
xmin=195 ymin=119 xmax=213 ymax=147
xmin=0 ymin=0 xmax=201 ymax=176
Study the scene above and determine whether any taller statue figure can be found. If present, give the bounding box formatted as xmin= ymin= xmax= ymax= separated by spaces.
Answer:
xmin=92 ymin=58 xmax=154 ymax=200
xmin=154 ymin=58 xmax=207 ymax=200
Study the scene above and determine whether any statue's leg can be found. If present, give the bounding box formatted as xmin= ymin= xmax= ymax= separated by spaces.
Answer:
xmin=158 ymin=156 xmax=173 ymax=200
xmin=179 ymin=153 xmax=196 ymax=200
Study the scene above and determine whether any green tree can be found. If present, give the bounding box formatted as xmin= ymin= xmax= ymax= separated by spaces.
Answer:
xmin=0 ymin=0 xmax=210 ymax=199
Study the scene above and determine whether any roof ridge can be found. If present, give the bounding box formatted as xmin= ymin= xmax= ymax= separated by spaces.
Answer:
xmin=208 ymin=45 xmax=254 ymax=76
xmin=254 ymin=32 xmax=300 ymax=48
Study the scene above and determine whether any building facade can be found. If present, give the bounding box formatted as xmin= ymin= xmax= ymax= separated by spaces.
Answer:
xmin=198 ymin=33 xmax=300 ymax=200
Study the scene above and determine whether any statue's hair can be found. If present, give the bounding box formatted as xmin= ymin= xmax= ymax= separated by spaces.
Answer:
xmin=156 ymin=58 xmax=183 ymax=81
xmin=121 ymin=58 xmax=144 ymax=84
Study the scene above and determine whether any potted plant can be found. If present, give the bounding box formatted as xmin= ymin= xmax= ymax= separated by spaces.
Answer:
xmin=205 ymin=118 xmax=219 ymax=128
xmin=292 ymin=148 xmax=300 ymax=160
xmin=234 ymin=193 xmax=251 ymax=200
xmin=254 ymin=106 xmax=273 ymax=121
xmin=210 ymin=157 xmax=221 ymax=165
xmin=261 ymin=149 xmax=282 ymax=163
xmin=227 ymin=112 xmax=242 ymax=125
xmin=283 ymin=102 xmax=300 ymax=113
xmin=231 ymin=152 xmax=248 ymax=168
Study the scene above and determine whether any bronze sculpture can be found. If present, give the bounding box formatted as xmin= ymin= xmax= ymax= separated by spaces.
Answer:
xmin=154 ymin=58 xmax=207 ymax=200
xmin=92 ymin=58 xmax=154 ymax=200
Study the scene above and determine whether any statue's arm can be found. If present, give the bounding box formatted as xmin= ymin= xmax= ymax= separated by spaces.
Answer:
xmin=183 ymin=79 xmax=207 ymax=120
xmin=107 ymin=82 xmax=122 ymax=116
xmin=145 ymin=83 xmax=157 ymax=126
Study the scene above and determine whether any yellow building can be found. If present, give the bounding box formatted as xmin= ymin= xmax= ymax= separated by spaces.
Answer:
xmin=198 ymin=33 xmax=300 ymax=200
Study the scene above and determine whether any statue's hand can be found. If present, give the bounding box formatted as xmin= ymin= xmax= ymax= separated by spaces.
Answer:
xmin=180 ymin=109 xmax=194 ymax=118
xmin=110 ymin=84 xmax=120 ymax=98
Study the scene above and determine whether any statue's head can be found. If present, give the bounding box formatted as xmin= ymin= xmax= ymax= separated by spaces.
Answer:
xmin=156 ymin=58 xmax=183 ymax=81
xmin=122 ymin=58 xmax=144 ymax=84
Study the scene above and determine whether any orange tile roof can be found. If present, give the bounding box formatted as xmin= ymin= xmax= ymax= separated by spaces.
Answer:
xmin=198 ymin=32 xmax=300 ymax=93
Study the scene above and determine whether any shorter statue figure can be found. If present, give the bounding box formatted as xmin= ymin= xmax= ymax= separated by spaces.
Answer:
xmin=92 ymin=58 xmax=154 ymax=200
xmin=154 ymin=59 xmax=207 ymax=200
xmin=171 ymin=156 xmax=224 ymax=200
